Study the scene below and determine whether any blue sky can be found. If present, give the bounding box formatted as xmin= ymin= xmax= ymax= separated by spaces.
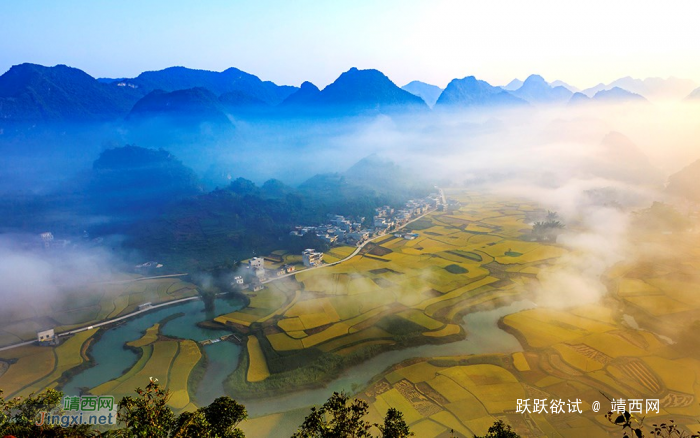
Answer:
xmin=1 ymin=0 xmax=698 ymax=89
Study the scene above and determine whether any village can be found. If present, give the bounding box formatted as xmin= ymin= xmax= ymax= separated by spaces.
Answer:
xmin=232 ymin=191 xmax=450 ymax=292
xmin=290 ymin=191 xmax=446 ymax=246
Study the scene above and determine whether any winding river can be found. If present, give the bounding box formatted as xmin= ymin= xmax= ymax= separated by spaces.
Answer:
xmin=61 ymin=297 xmax=534 ymax=416
xmin=62 ymin=297 xmax=246 ymax=404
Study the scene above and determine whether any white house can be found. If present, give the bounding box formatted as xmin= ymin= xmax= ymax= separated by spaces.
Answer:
xmin=37 ymin=329 xmax=56 ymax=344
xmin=302 ymin=249 xmax=324 ymax=267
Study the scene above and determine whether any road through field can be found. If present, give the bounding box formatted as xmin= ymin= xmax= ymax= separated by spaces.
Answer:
xmin=0 ymin=201 xmax=439 ymax=352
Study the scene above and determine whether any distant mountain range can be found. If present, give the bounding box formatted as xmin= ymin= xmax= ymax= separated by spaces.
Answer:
xmin=114 ymin=66 xmax=297 ymax=105
xmin=435 ymin=76 xmax=527 ymax=107
xmin=582 ymin=76 xmax=697 ymax=101
xmin=0 ymin=63 xmax=141 ymax=123
xmin=569 ymin=87 xmax=648 ymax=105
xmin=510 ymin=74 xmax=573 ymax=105
xmin=401 ymin=81 xmax=443 ymax=107
xmin=549 ymin=80 xmax=580 ymax=93
xmin=503 ymin=77 xmax=579 ymax=95
xmin=279 ymin=81 xmax=320 ymax=107
xmin=128 ymin=87 xmax=233 ymax=126
xmin=0 ymin=63 xmax=696 ymax=125
xmin=0 ymin=63 xmax=295 ymax=124
xmin=281 ymin=67 xmax=427 ymax=114
xmin=501 ymin=79 xmax=523 ymax=91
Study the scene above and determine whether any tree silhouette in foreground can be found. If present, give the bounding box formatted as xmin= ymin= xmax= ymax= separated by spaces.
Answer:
xmin=292 ymin=391 xmax=412 ymax=438
xmin=473 ymin=419 xmax=520 ymax=438
xmin=0 ymin=381 xmax=247 ymax=438
xmin=1 ymin=382 xmax=529 ymax=438
xmin=605 ymin=409 xmax=700 ymax=438
xmin=117 ymin=380 xmax=247 ymax=438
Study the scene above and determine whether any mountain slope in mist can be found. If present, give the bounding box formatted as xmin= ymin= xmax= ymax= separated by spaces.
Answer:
xmin=594 ymin=131 xmax=664 ymax=186
xmin=511 ymin=74 xmax=573 ymax=105
xmin=550 ymin=80 xmax=580 ymax=93
xmin=666 ymin=158 xmax=700 ymax=202
xmin=502 ymin=78 xmax=523 ymax=91
xmin=114 ymin=66 xmax=297 ymax=105
xmin=593 ymin=87 xmax=648 ymax=103
xmin=128 ymin=87 xmax=233 ymax=126
xmin=687 ymin=87 xmax=700 ymax=100
xmin=435 ymin=76 xmax=527 ymax=107
xmin=568 ymin=92 xmax=592 ymax=105
xmin=131 ymin=155 xmax=432 ymax=269
xmin=85 ymin=145 xmax=203 ymax=217
xmin=300 ymin=154 xmax=432 ymax=201
xmin=401 ymin=81 xmax=443 ymax=107
xmin=219 ymin=90 xmax=270 ymax=115
xmin=0 ymin=63 xmax=142 ymax=123
xmin=584 ymin=76 xmax=697 ymax=100
xmin=569 ymin=87 xmax=648 ymax=105
xmin=279 ymin=81 xmax=322 ymax=108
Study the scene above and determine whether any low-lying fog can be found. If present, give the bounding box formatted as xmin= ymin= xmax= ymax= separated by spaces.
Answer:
xmin=1 ymin=100 xmax=699 ymax=312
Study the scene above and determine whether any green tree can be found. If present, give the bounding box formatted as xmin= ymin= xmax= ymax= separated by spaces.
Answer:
xmin=473 ymin=419 xmax=520 ymax=438
xmin=293 ymin=392 xmax=412 ymax=438
xmin=200 ymin=396 xmax=247 ymax=438
xmin=532 ymin=219 xmax=565 ymax=242
xmin=116 ymin=380 xmax=176 ymax=437
xmin=0 ymin=388 xmax=95 ymax=437
xmin=171 ymin=410 xmax=212 ymax=438
xmin=293 ymin=392 xmax=373 ymax=438
xmin=604 ymin=409 xmax=700 ymax=438
xmin=116 ymin=381 xmax=247 ymax=438
xmin=376 ymin=408 xmax=412 ymax=438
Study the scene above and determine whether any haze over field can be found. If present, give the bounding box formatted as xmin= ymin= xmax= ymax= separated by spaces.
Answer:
xmin=1 ymin=88 xmax=699 ymax=318
xmin=2 ymin=3 xmax=700 ymax=437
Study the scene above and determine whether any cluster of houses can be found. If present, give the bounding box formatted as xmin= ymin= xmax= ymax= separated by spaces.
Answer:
xmin=289 ymin=214 xmax=367 ymax=245
xmin=234 ymin=192 xmax=449 ymax=292
xmin=288 ymin=193 xmax=447 ymax=248
xmin=38 ymin=232 xmax=72 ymax=249
xmin=134 ymin=261 xmax=163 ymax=272
xmin=371 ymin=193 xmax=444 ymax=235
xmin=232 ymin=256 xmax=298 ymax=292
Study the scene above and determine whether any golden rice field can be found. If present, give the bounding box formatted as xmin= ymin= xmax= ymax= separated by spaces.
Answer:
xmin=168 ymin=340 xmax=202 ymax=409
xmin=90 ymin=325 xmax=202 ymax=410
xmin=0 ymin=329 xmax=97 ymax=398
xmin=354 ymin=360 xmax=528 ymax=437
xmin=345 ymin=295 xmax=700 ymax=437
xmin=242 ymin=191 xmax=700 ymax=438
xmin=220 ymin=192 xmax=574 ymax=399
xmin=127 ymin=323 xmax=160 ymax=347
xmin=7 ymin=190 xmax=700 ymax=438
xmin=246 ymin=336 xmax=271 ymax=383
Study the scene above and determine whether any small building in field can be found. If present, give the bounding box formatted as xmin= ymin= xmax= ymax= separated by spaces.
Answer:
xmin=37 ymin=329 xmax=56 ymax=345
xmin=248 ymin=257 xmax=266 ymax=280
xmin=138 ymin=302 xmax=153 ymax=311
xmin=248 ymin=257 xmax=264 ymax=270
xmin=302 ymin=249 xmax=324 ymax=267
